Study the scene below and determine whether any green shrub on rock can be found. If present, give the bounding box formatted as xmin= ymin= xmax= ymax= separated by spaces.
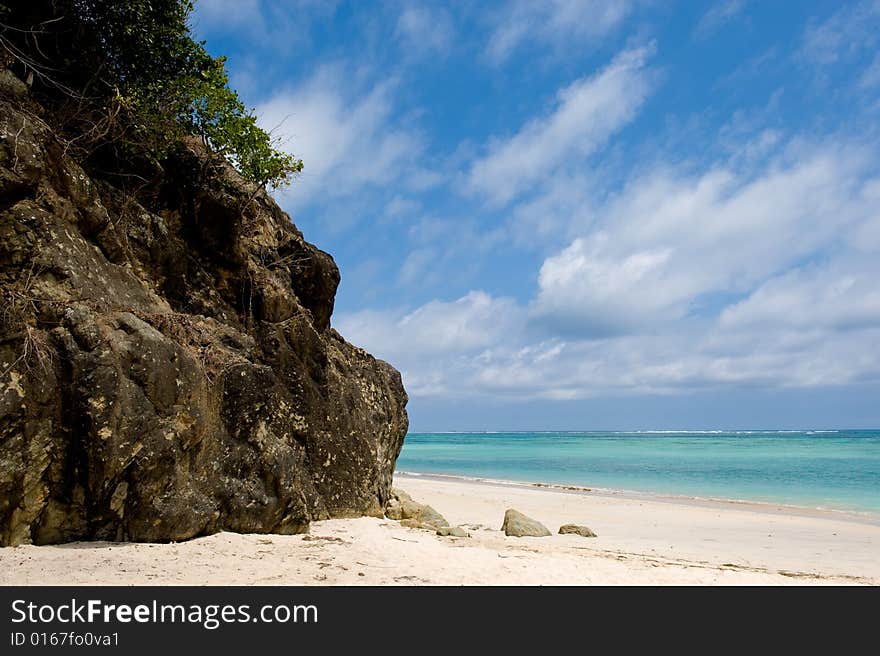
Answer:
xmin=0 ymin=0 xmax=301 ymax=188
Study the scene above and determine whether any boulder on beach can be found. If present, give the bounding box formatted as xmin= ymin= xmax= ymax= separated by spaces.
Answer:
xmin=436 ymin=526 xmax=470 ymax=538
xmin=559 ymin=524 xmax=598 ymax=538
xmin=385 ymin=488 xmax=449 ymax=529
xmin=501 ymin=509 xmax=551 ymax=537
xmin=0 ymin=70 xmax=408 ymax=547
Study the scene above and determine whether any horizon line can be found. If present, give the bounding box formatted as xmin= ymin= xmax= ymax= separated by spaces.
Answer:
xmin=405 ymin=428 xmax=879 ymax=434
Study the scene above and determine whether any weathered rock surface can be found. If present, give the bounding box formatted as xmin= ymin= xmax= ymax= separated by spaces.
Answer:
xmin=501 ymin=509 xmax=551 ymax=537
xmin=385 ymin=488 xmax=448 ymax=529
xmin=436 ymin=526 xmax=469 ymax=538
xmin=0 ymin=70 xmax=408 ymax=546
xmin=558 ymin=524 xmax=597 ymax=538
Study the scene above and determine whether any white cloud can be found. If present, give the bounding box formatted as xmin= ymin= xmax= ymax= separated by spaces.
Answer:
xmin=384 ymin=196 xmax=421 ymax=221
xmin=719 ymin=260 xmax=880 ymax=331
xmin=190 ymin=1 xmax=880 ymax=408
xmin=530 ymin=144 xmax=875 ymax=335
xmin=485 ymin=0 xmax=633 ymax=64
xmin=191 ymin=0 xmax=264 ymax=34
xmin=848 ymin=179 xmax=880 ymax=250
xmin=532 ymin=237 xmax=674 ymax=336
xmin=398 ymin=248 xmax=436 ymax=286
xmin=395 ymin=4 xmax=454 ymax=56
xmin=191 ymin=0 xmax=337 ymax=45
xmin=860 ymin=53 xmax=880 ymax=89
xmin=337 ymin=137 xmax=880 ymax=400
xmin=337 ymin=291 xmax=523 ymax=357
xmin=386 ymin=215 xmax=508 ymax=293
xmin=340 ymin=299 xmax=880 ymax=400
xmin=694 ymin=0 xmax=747 ymax=40
xmin=256 ymin=67 xmax=421 ymax=206
xmin=335 ymin=292 xmax=525 ymax=396
xmin=800 ymin=1 xmax=880 ymax=66
xmin=504 ymin=171 xmax=599 ymax=244
xmin=467 ymin=45 xmax=655 ymax=206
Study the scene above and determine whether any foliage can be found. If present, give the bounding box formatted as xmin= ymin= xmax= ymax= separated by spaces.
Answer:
xmin=0 ymin=0 xmax=301 ymax=188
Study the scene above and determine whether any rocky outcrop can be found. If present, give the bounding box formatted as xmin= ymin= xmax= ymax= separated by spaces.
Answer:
xmin=384 ymin=488 xmax=448 ymax=529
xmin=558 ymin=524 xmax=597 ymax=538
xmin=0 ymin=70 xmax=408 ymax=546
xmin=501 ymin=509 xmax=551 ymax=537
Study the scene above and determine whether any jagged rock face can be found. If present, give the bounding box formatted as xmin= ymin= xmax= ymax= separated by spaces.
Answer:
xmin=0 ymin=71 xmax=408 ymax=545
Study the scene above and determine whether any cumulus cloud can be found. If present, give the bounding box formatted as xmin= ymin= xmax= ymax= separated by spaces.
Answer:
xmin=338 ymin=136 xmax=880 ymax=400
xmin=530 ymin=145 xmax=875 ymax=336
xmin=192 ymin=1 xmax=880 ymax=412
xmin=255 ymin=67 xmax=421 ymax=207
xmin=719 ymin=259 xmax=880 ymax=331
xmin=462 ymin=325 xmax=880 ymax=397
xmin=332 ymin=291 xmax=516 ymax=398
xmin=531 ymin=238 xmax=674 ymax=336
xmin=467 ymin=45 xmax=655 ymax=206
xmin=337 ymin=291 xmax=523 ymax=357
xmin=485 ymin=0 xmax=632 ymax=64
xmin=326 ymin=27 xmax=880 ymax=402
xmin=340 ymin=296 xmax=880 ymax=400
xmin=335 ymin=292 xmax=525 ymax=396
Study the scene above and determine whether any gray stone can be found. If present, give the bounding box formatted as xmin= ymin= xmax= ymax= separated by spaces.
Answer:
xmin=437 ymin=526 xmax=470 ymax=538
xmin=558 ymin=524 xmax=598 ymax=538
xmin=416 ymin=505 xmax=449 ymax=529
xmin=501 ymin=509 xmax=551 ymax=537
xmin=385 ymin=488 xmax=448 ymax=529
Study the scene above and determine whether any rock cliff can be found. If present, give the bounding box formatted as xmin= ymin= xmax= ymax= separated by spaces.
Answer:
xmin=0 ymin=70 xmax=408 ymax=545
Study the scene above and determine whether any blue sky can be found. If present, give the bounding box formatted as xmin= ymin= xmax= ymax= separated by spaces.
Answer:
xmin=191 ymin=1 xmax=880 ymax=430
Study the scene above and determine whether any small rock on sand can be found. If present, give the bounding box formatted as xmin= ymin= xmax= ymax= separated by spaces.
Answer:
xmin=501 ymin=509 xmax=551 ymax=537
xmin=437 ymin=526 xmax=470 ymax=538
xmin=558 ymin=524 xmax=598 ymax=538
xmin=386 ymin=488 xmax=449 ymax=529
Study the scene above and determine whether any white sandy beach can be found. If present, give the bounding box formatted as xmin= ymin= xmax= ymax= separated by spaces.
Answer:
xmin=2 ymin=474 xmax=878 ymax=585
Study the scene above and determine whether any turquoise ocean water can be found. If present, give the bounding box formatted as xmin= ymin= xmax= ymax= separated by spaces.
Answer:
xmin=397 ymin=430 xmax=880 ymax=513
